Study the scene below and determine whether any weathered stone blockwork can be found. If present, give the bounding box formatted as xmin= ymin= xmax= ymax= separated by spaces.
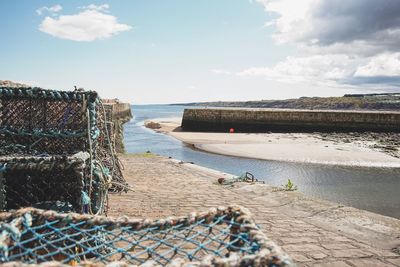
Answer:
xmin=182 ymin=108 xmax=400 ymax=132
xmin=102 ymin=100 xmax=132 ymax=153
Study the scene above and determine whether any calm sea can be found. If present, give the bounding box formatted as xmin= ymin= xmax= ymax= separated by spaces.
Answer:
xmin=125 ymin=105 xmax=400 ymax=219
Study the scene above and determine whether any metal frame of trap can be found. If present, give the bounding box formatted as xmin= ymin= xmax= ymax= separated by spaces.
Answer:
xmin=0 ymin=86 xmax=127 ymax=214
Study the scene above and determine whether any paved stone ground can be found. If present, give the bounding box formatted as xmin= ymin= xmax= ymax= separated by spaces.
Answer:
xmin=109 ymin=155 xmax=400 ymax=266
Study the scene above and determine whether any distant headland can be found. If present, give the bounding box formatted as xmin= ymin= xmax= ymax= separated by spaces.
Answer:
xmin=172 ymin=93 xmax=400 ymax=111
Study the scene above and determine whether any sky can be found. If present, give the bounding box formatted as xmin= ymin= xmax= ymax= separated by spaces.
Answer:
xmin=1 ymin=0 xmax=400 ymax=104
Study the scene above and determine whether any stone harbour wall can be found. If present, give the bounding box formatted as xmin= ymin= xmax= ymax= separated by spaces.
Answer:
xmin=102 ymin=100 xmax=133 ymax=153
xmin=181 ymin=108 xmax=400 ymax=132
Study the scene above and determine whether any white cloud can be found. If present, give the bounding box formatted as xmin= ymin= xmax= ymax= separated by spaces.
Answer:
xmin=211 ymin=69 xmax=231 ymax=75
xmin=355 ymin=53 xmax=400 ymax=78
xmin=79 ymin=4 xmax=110 ymax=12
xmin=247 ymin=0 xmax=400 ymax=91
xmin=239 ymin=54 xmax=358 ymax=86
xmin=36 ymin=5 xmax=63 ymax=16
xmin=38 ymin=4 xmax=131 ymax=42
xmin=256 ymin=0 xmax=317 ymax=44
xmin=257 ymin=0 xmax=400 ymax=52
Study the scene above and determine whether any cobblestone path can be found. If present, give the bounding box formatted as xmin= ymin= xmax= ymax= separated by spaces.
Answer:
xmin=109 ymin=155 xmax=400 ymax=266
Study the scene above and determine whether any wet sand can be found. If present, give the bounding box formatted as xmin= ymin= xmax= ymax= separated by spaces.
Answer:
xmin=145 ymin=118 xmax=400 ymax=168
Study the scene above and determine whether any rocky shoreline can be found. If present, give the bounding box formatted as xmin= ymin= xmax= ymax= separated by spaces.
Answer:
xmin=318 ymin=132 xmax=400 ymax=159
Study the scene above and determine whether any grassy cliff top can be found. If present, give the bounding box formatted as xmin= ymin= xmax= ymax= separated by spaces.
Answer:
xmin=175 ymin=94 xmax=400 ymax=111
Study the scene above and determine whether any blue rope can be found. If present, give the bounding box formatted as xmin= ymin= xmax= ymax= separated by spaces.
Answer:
xmin=0 ymin=127 xmax=87 ymax=138
xmin=0 ymin=87 xmax=97 ymax=101
xmin=0 ymin=164 xmax=7 ymax=173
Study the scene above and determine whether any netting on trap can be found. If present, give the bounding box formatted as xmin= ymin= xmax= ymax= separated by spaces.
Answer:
xmin=0 ymin=88 xmax=96 ymax=155
xmin=0 ymin=153 xmax=108 ymax=214
xmin=0 ymin=87 xmax=128 ymax=213
xmin=0 ymin=206 xmax=293 ymax=267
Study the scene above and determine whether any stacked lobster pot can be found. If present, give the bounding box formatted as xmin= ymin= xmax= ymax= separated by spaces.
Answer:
xmin=0 ymin=86 xmax=127 ymax=214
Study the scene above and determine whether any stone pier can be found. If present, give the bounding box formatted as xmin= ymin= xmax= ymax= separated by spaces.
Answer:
xmin=182 ymin=108 xmax=400 ymax=132
xmin=102 ymin=99 xmax=133 ymax=153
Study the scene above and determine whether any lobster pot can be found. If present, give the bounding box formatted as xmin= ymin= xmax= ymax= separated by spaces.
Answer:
xmin=0 ymin=153 xmax=106 ymax=214
xmin=0 ymin=87 xmax=126 ymax=215
xmin=0 ymin=88 xmax=96 ymax=156
xmin=0 ymin=206 xmax=293 ymax=266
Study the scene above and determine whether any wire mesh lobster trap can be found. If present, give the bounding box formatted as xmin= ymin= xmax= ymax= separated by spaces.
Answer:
xmin=0 ymin=153 xmax=109 ymax=214
xmin=0 ymin=86 xmax=128 ymax=214
xmin=0 ymin=206 xmax=294 ymax=267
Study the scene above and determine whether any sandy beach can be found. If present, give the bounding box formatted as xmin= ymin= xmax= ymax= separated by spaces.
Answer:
xmin=145 ymin=118 xmax=400 ymax=168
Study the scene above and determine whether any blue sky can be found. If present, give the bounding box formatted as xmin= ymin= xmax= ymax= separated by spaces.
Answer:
xmin=1 ymin=1 xmax=400 ymax=103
